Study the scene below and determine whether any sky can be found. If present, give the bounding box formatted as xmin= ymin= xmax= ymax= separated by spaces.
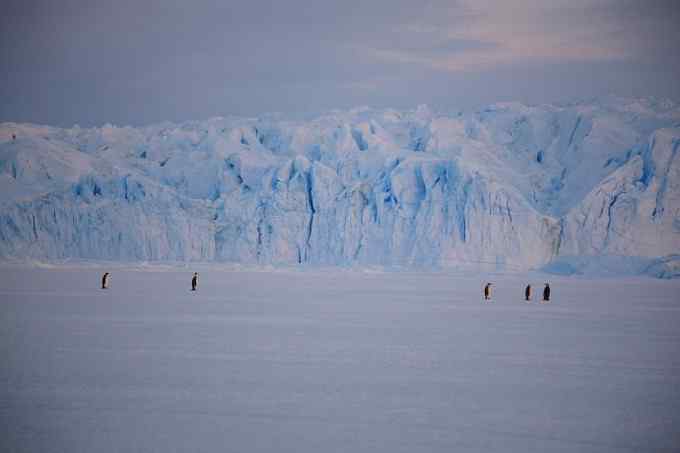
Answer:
xmin=1 ymin=0 xmax=679 ymax=127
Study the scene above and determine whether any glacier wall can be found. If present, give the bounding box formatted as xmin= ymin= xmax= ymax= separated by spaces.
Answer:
xmin=561 ymin=128 xmax=680 ymax=258
xmin=1 ymin=97 xmax=679 ymax=272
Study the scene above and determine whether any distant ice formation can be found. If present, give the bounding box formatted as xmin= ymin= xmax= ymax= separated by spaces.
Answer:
xmin=1 ymin=97 xmax=679 ymax=276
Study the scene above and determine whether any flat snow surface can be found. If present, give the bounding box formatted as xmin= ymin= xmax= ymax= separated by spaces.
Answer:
xmin=1 ymin=267 xmax=680 ymax=452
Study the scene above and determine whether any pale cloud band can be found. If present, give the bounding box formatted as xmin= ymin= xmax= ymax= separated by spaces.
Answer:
xmin=1 ymin=0 xmax=678 ymax=126
xmin=367 ymin=0 xmax=671 ymax=72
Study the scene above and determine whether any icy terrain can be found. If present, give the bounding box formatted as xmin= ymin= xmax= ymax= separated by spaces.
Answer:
xmin=1 ymin=97 xmax=679 ymax=275
xmin=1 ymin=267 xmax=679 ymax=452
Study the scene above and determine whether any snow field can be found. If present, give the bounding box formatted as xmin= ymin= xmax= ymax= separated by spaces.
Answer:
xmin=1 ymin=267 xmax=679 ymax=452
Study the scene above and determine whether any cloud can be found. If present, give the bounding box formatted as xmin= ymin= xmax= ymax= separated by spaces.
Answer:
xmin=2 ymin=0 xmax=678 ymax=126
xmin=365 ymin=0 xmax=671 ymax=72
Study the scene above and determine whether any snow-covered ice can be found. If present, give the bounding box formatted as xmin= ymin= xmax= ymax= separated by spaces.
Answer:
xmin=2 ymin=266 xmax=679 ymax=452
xmin=1 ymin=97 xmax=679 ymax=275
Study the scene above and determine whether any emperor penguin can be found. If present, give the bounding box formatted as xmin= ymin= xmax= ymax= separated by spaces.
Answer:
xmin=542 ymin=283 xmax=551 ymax=303
xmin=484 ymin=283 xmax=492 ymax=300
xmin=525 ymin=284 xmax=531 ymax=302
xmin=101 ymin=272 xmax=110 ymax=289
xmin=191 ymin=272 xmax=198 ymax=291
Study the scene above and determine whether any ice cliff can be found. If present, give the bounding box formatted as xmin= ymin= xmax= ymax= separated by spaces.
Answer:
xmin=1 ymin=97 xmax=679 ymax=275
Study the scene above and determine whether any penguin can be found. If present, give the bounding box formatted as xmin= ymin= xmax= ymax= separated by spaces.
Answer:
xmin=525 ymin=284 xmax=531 ymax=302
xmin=484 ymin=283 xmax=492 ymax=300
xmin=101 ymin=272 xmax=110 ymax=289
xmin=12 ymin=133 xmax=16 ymax=141
xmin=191 ymin=272 xmax=198 ymax=291
xmin=542 ymin=283 xmax=551 ymax=303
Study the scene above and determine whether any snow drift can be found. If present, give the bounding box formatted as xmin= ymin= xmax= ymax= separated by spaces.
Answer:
xmin=1 ymin=97 xmax=679 ymax=274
